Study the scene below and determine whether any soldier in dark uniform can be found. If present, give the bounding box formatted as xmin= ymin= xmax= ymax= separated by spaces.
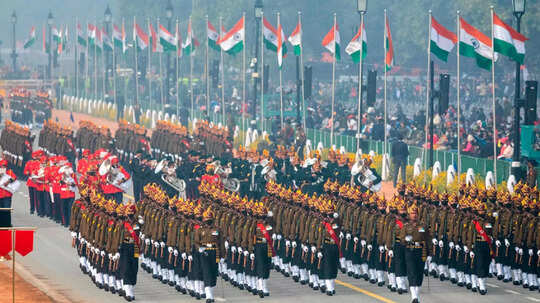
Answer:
xmin=118 ymin=202 xmax=141 ymax=302
xmin=319 ymin=203 xmax=340 ymax=296
xmin=403 ymin=203 xmax=429 ymax=303
xmin=197 ymin=206 xmax=220 ymax=303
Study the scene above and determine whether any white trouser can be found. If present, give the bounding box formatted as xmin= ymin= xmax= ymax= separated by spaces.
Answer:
xmin=325 ymin=279 xmax=335 ymax=292
xmin=124 ymin=284 xmax=134 ymax=297
xmin=205 ymin=287 xmax=214 ymax=300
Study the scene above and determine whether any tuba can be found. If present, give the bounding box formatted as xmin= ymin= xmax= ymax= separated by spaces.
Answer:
xmin=222 ymin=177 xmax=240 ymax=192
xmin=161 ymin=174 xmax=187 ymax=199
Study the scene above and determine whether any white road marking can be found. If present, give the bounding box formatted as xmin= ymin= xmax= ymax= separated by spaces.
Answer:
xmin=215 ymin=297 xmax=226 ymax=302
xmin=527 ymin=297 xmax=540 ymax=302
xmin=505 ymin=289 xmax=520 ymax=295
xmin=487 ymin=283 xmax=499 ymax=288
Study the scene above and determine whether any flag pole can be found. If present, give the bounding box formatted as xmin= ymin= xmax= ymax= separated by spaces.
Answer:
xmin=219 ymin=16 xmax=225 ymax=125
xmin=278 ymin=12 xmax=284 ymax=130
xmin=94 ymin=18 xmax=98 ymax=100
xmin=330 ymin=12 xmax=336 ymax=147
xmin=299 ymin=11 xmax=306 ymax=131
xmin=456 ymin=11 xmax=461 ymax=186
xmin=189 ymin=15 xmax=194 ymax=124
xmin=384 ymin=9 xmax=389 ymax=157
xmin=158 ymin=18 xmax=164 ymax=113
xmin=423 ymin=10 xmax=432 ymax=175
xmin=85 ymin=20 xmax=89 ymax=97
xmin=75 ymin=17 xmax=79 ymax=99
xmin=206 ymin=15 xmax=210 ymax=117
xmin=113 ymin=20 xmax=117 ymax=115
xmin=148 ymin=18 xmax=153 ymax=113
xmin=102 ymin=23 xmax=106 ymax=102
xmin=491 ymin=6 xmax=497 ymax=182
xmin=356 ymin=11 xmax=365 ymax=152
xmin=176 ymin=18 xmax=180 ymax=119
xmin=260 ymin=12 xmax=265 ymax=131
xmin=134 ymin=16 xmax=139 ymax=114
xmin=242 ymin=12 xmax=246 ymax=133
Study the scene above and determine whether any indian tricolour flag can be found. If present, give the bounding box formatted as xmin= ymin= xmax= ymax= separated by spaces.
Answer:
xmin=23 ymin=27 xmax=36 ymax=49
xmin=430 ymin=16 xmax=457 ymax=62
xmin=133 ymin=23 xmax=149 ymax=51
xmin=459 ymin=17 xmax=496 ymax=71
xmin=149 ymin=23 xmax=163 ymax=53
xmin=288 ymin=21 xmax=301 ymax=56
xmin=218 ymin=16 xmax=244 ymax=55
xmin=182 ymin=19 xmax=199 ymax=56
xmin=95 ymin=27 xmax=103 ymax=53
xmin=87 ymin=24 xmax=96 ymax=46
xmin=102 ymin=27 xmax=113 ymax=52
xmin=207 ymin=21 xmax=220 ymax=51
xmin=384 ymin=16 xmax=394 ymax=71
xmin=493 ymin=12 xmax=528 ymax=64
xmin=277 ymin=22 xmax=286 ymax=69
xmin=113 ymin=23 xmax=126 ymax=53
xmin=263 ymin=17 xmax=287 ymax=55
xmin=322 ymin=24 xmax=340 ymax=61
xmin=52 ymin=27 xmax=61 ymax=43
xmin=345 ymin=22 xmax=367 ymax=63
xmin=159 ymin=24 xmax=176 ymax=52
xmin=77 ymin=23 xmax=86 ymax=47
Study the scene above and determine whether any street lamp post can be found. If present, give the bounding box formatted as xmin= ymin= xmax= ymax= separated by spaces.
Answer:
xmin=47 ymin=12 xmax=54 ymax=81
xmin=252 ymin=0 xmax=263 ymax=124
xmin=165 ymin=0 xmax=173 ymax=108
xmin=11 ymin=11 xmax=17 ymax=77
xmin=104 ymin=5 xmax=112 ymax=98
xmin=512 ymin=0 xmax=526 ymax=180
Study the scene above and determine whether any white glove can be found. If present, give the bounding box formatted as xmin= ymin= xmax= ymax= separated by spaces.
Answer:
xmin=438 ymin=240 xmax=444 ymax=248
xmin=432 ymin=238 xmax=438 ymax=245
xmin=140 ymin=234 xmax=145 ymax=240
xmin=449 ymin=242 xmax=455 ymax=249
xmin=277 ymin=235 xmax=282 ymax=240
xmin=317 ymin=252 xmax=323 ymax=258
xmin=405 ymin=236 xmax=412 ymax=242
xmin=154 ymin=241 xmax=159 ymax=248
xmin=292 ymin=241 xmax=297 ymax=248
xmin=455 ymin=245 xmax=461 ymax=252
xmin=285 ymin=240 xmax=291 ymax=247
xmin=145 ymin=239 xmax=150 ymax=245
xmin=238 ymin=247 xmax=243 ymax=254
xmin=495 ymin=240 xmax=501 ymax=247
xmin=160 ymin=241 xmax=165 ymax=247
xmin=243 ymin=250 xmax=249 ymax=256
xmin=367 ymin=245 xmax=373 ymax=251
xmin=198 ymin=247 xmax=205 ymax=253
xmin=537 ymin=250 xmax=540 ymax=257
xmin=174 ymin=249 xmax=179 ymax=256
xmin=250 ymin=253 xmax=255 ymax=260
xmin=361 ymin=240 xmax=366 ymax=246
xmin=529 ymin=249 xmax=533 ymax=256
xmin=379 ymin=246 xmax=385 ymax=253
xmin=463 ymin=246 xmax=469 ymax=253
xmin=353 ymin=237 xmax=359 ymax=243
xmin=346 ymin=233 xmax=352 ymax=240
xmin=100 ymin=250 xmax=105 ymax=257
xmin=388 ymin=250 xmax=394 ymax=258
xmin=168 ymin=247 xmax=173 ymax=253
xmin=272 ymin=234 xmax=277 ymax=240
xmin=108 ymin=253 xmax=113 ymax=259
xmin=71 ymin=232 xmax=77 ymax=238
xmin=188 ymin=255 xmax=193 ymax=261
xmin=114 ymin=253 xmax=120 ymax=260
xmin=311 ymin=246 xmax=316 ymax=253
xmin=224 ymin=241 xmax=229 ymax=249
xmin=505 ymin=239 xmax=510 ymax=247
xmin=303 ymin=246 xmax=308 ymax=253
xmin=515 ymin=246 xmax=520 ymax=253
xmin=470 ymin=251 xmax=475 ymax=258
xmin=339 ymin=232 xmax=344 ymax=239
xmin=231 ymin=246 xmax=237 ymax=253
xmin=519 ymin=248 xmax=524 ymax=256
xmin=181 ymin=253 xmax=187 ymax=259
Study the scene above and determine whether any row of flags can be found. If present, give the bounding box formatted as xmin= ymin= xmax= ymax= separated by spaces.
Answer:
xmin=19 ymin=9 xmax=528 ymax=71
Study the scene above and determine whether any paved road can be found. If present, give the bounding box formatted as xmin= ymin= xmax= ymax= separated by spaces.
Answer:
xmin=8 ymin=185 xmax=540 ymax=303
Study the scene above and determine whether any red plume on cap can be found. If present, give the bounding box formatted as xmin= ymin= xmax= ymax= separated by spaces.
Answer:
xmin=0 ymin=159 xmax=8 ymax=167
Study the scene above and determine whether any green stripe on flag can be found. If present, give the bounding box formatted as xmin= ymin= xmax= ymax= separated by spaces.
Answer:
xmin=209 ymin=38 xmax=220 ymax=51
xmin=225 ymin=41 xmax=243 ymax=55
xmin=293 ymin=45 xmax=301 ymax=56
xmin=430 ymin=40 xmax=450 ymax=62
